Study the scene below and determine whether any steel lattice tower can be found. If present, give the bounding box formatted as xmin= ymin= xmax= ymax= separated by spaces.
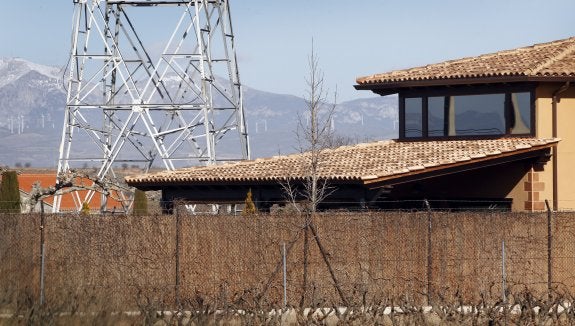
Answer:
xmin=54 ymin=0 xmax=249 ymax=212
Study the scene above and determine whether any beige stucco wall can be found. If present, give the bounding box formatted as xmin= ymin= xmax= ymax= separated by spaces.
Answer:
xmin=390 ymin=82 xmax=575 ymax=212
xmin=535 ymin=83 xmax=575 ymax=211
xmin=506 ymin=170 xmax=530 ymax=212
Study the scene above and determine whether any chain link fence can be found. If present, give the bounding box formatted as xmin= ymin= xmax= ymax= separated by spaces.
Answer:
xmin=2 ymin=208 xmax=575 ymax=323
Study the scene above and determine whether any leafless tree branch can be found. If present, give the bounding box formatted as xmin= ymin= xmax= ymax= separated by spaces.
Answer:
xmin=281 ymin=42 xmax=350 ymax=307
xmin=25 ymin=170 xmax=132 ymax=212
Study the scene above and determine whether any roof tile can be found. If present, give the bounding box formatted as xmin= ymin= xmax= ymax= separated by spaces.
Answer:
xmin=126 ymin=138 xmax=559 ymax=186
xmin=357 ymin=37 xmax=575 ymax=85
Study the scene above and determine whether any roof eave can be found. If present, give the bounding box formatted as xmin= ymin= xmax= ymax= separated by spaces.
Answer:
xmin=363 ymin=141 xmax=557 ymax=189
xmin=354 ymin=76 xmax=575 ymax=94
xmin=126 ymin=177 xmax=364 ymax=189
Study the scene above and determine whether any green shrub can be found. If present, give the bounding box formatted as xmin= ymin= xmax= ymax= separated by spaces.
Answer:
xmin=132 ymin=189 xmax=148 ymax=216
xmin=80 ymin=202 xmax=91 ymax=216
xmin=242 ymin=188 xmax=256 ymax=216
xmin=0 ymin=171 xmax=21 ymax=213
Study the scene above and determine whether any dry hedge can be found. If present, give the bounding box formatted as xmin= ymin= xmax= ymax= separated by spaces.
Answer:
xmin=2 ymin=210 xmax=575 ymax=323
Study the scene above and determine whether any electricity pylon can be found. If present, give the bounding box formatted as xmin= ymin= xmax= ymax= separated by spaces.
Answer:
xmin=54 ymin=0 xmax=249 ymax=212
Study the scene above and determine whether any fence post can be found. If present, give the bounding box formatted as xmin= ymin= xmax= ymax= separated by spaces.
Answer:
xmin=282 ymin=242 xmax=287 ymax=308
xmin=424 ymin=199 xmax=432 ymax=305
xmin=39 ymin=201 xmax=45 ymax=306
xmin=502 ymin=239 xmax=506 ymax=303
xmin=545 ymin=199 xmax=552 ymax=295
xmin=175 ymin=206 xmax=181 ymax=309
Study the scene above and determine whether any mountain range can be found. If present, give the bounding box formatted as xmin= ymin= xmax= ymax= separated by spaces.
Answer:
xmin=0 ymin=57 xmax=399 ymax=168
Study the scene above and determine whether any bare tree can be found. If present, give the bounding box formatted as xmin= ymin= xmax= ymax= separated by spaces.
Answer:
xmin=294 ymin=44 xmax=337 ymax=212
xmin=281 ymin=44 xmax=349 ymax=307
xmin=324 ymin=134 xmax=354 ymax=149
xmin=25 ymin=171 xmax=132 ymax=213
xmin=0 ymin=166 xmax=129 ymax=214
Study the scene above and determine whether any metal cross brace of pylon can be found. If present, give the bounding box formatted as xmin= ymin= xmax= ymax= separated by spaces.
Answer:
xmin=54 ymin=0 xmax=250 ymax=213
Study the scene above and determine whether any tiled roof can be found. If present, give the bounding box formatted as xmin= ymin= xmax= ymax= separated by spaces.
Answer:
xmin=126 ymin=138 xmax=558 ymax=187
xmin=356 ymin=37 xmax=575 ymax=86
xmin=16 ymin=174 xmax=123 ymax=211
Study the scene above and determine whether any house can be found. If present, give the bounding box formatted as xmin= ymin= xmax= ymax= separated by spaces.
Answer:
xmin=12 ymin=173 xmax=125 ymax=213
xmin=126 ymin=37 xmax=575 ymax=212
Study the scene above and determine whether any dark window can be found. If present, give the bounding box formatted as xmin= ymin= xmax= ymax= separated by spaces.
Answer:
xmin=451 ymin=94 xmax=505 ymax=136
xmin=400 ymin=87 xmax=533 ymax=139
xmin=510 ymin=92 xmax=531 ymax=134
xmin=405 ymin=97 xmax=422 ymax=138
xmin=428 ymin=96 xmax=445 ymax=136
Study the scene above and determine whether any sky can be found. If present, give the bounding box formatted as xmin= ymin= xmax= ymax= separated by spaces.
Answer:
xmin=0 ymin=0 xmax=574 ymax=102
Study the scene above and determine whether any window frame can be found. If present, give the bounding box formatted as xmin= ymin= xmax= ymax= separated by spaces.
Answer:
xmin=398 ymin=84 xmax=536 ymax=140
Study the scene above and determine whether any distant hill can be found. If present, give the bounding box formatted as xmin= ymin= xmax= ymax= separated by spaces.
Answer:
xmin=0 ymin=57 xmax=399 ymax=167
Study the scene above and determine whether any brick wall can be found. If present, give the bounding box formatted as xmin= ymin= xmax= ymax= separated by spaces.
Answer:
xmin=524 ymin=169 xmax=546 ymax=211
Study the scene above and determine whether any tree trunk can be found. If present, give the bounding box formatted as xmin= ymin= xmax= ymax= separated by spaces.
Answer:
xmin=299 ymin=215 xmax=310 ymax=308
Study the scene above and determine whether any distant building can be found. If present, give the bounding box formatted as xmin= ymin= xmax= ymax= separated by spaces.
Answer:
xmin=126 ymin=37 xmax=575 ymax=212
xmin=12 ymin=173 xmax=123 ymax=213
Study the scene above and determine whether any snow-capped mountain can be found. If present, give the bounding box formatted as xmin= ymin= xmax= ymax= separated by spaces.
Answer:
xmin=242 ymin=86 xmax=398 ymax=157
xmin=0 ymin=58 xmax=65 ymax=133
xmin=0 ymin=58 xmax=399 ymax=167
xmin=0 ymin=57 xmax=62 ymax=88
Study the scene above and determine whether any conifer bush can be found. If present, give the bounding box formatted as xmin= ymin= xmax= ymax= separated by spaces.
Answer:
xmin=80 ymin=202 xmax=91 ymax=216
xmin=0 ymin=171 xmax=21 ymax=213
xmin=132 ymin=189 xmax=148 ymax=216
xmin=242 ymin=188 xmax=256 ymax=216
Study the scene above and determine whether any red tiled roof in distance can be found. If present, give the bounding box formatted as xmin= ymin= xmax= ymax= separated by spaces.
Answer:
xmin=14 ymin=174 xmax=124 ymax=211
xmin=356 ymin=37 xmax=575 ymax=87
xmin=125 ymin=138 xmax=559 ymax=187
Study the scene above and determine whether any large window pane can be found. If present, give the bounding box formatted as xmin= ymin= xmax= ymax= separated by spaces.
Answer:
xmin=510 ymin=92 xmax=531 ymax=134
xmin=428 ymin=96 xmax=444 ymax=136
xmin=452 ymin=94 xmax=505 ymax=136
xmin=405 ymin=97 xmax=422 ymax=138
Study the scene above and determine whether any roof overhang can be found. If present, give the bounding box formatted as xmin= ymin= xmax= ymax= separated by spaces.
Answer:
xmin=129 ymin=139 xmax=557 ymax=193
xmin=129 ymin=177 xmax=364 ymax=191
xmin=363 ymin=145 xmax=553 ymax=189
xmin=354 ymin=76 xmax=575 ymax=96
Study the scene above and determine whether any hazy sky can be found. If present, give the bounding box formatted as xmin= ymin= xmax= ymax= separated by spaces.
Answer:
xmin=0 ymin=0 xmax=574 ymax=101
